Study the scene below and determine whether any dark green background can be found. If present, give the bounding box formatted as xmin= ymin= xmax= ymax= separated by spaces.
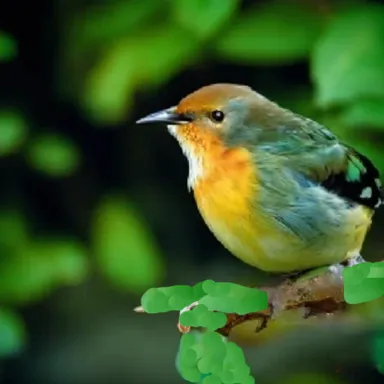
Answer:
xmin=0 ymin=0 xmax=384 ymax=383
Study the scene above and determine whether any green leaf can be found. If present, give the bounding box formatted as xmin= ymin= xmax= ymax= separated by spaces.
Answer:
xmin=0 ymin=308 xmax=25 ymax=357
xmin=312 ymin=4 xmax=384 ymax=107
xmin=41 ymin=239 xmax=89 ymax=285
xmin=83 ymin=26 xmax=198 ymax=124
xmin=70 ymin=0 xmax=161 ymax=50
xmin=343 ymin=262 xmax=384 ymax=304
xmin=0 ymin=110 xmax=27 ymax=157
xmin=0 ymin=31 xmax=17 ymax=62
xmin=26 ymin=133 xmax=81 ymax=177
xmin=82 ymin=45 xmax=136 ymax=125
xmin=216 ymin=1 xmax=324 ymax=64
xmin=172 ymin=0 xmax=238 ymax=39
xmin=58 ymin=0 xmax=164 ymax=102
xmin=178 ymin=331 xmax=252 ymax=384
xmin=199 ymin=280 xmax=268 ymax=315
xmin=341 ymin=98 xmax=384 ymax=129
xmin=0 ymin=239 xmax=88 ymax=304
xmin=92 ymin=195 xmax=165 ymax=293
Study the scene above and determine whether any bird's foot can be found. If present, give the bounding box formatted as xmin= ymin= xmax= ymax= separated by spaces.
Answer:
xmin=177 ymin=301 xmax=199 ymax=333
xmin=278 ymin=256 xmax=366 ymax=284
xmin=280 ymin=268 xmax=315 ymax=282
xmin=341 ymin=254 xmax=366 ymax=268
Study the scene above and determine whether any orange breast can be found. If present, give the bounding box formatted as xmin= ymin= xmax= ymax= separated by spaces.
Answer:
xmin=194 ymin=147 xmax=256 ymax=215
xmin=193 ymin=146 xmax=373 ymax=272
xmin=193 ymin=147 xmax=276 ymax=268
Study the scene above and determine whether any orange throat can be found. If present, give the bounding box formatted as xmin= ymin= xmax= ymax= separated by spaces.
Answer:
xmin=169 ymin=122 xmax=264 ymax=266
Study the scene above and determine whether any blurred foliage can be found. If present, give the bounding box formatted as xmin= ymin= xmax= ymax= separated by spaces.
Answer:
xmin=0 ymin=110 xmax=27 ymax=157
xmin=0 ymin=1 xmax=384 ymax=383
xmin=82 ymin=26 xmax=199 ymax=124
xmin=92 ymin=195 xmax=164 ymax=293
xmin=26 ymin=133 xmax=81 ymax=177
xmin=172 ymin=0 xmax=239 ymax=39
xmin=312 ymin=4 xmax=384 ymax=106
xmin=216 ymin=0 xmax=326 ymax=63
xmin=57 ymin=0 xmax=384 ymax=176
xmin=0 ymin=307 xmax=25 ymax=357
xmin=0 ymin=237 xmax=88 ymax=304
xmin=0 ymin=31 xmax=16 ymax=62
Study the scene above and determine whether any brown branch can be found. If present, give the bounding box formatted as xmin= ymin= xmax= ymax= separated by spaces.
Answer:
xmin=134 ymin=262 xmax=384 ymax=381
xmin=215 ymin=265 xmax=346 ymax=338
xmin=176 ymin=264 xmax=347 ymax=339
xmin=135 ymin=264 xmax=351 ymax=341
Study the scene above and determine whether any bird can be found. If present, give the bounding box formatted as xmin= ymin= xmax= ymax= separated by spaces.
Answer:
xmin=136 ymin=83 xmax=382 ymax=274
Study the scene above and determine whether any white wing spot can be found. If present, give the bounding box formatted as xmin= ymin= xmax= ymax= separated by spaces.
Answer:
xmin=360 ymin=187 xmax=372 ymax=199
xmin=375 ymin=178 xmax=382 ymax=188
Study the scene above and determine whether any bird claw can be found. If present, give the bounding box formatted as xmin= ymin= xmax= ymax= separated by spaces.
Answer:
xmin=177 ymin=301 xmax=199 ymax=333
xmin=180 ymin=301 xmax=199 ymax=314
xmin=345 ymin=254 xmax=366 ymax=267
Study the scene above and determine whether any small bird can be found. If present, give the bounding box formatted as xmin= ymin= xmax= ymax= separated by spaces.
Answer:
xmin=137 ymin=84 xmax=382 ymax=274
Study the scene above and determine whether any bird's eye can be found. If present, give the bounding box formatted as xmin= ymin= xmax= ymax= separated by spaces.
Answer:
xmin=210 ymin=110 xmax=225 ymax=123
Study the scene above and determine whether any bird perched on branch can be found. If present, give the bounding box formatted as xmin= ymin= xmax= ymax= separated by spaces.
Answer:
xmin=137 ymin=84 xmax=382 ymax=274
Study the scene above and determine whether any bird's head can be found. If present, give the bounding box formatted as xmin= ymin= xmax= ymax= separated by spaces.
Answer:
xmin=136 ymin=83 xmax=284 ymax=188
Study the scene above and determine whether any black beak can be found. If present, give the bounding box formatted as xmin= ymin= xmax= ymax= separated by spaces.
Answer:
xmin=136 ymin=107 xmax=192 ymax=125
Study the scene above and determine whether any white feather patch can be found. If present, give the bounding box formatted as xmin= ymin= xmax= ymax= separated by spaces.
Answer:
xmin=360 ymin=186 xmax=372 ymax=199
xmin=167 ymin=125 xmax=204 ymax=190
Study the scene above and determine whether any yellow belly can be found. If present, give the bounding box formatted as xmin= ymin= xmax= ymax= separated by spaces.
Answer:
xmin=194 ymin=185 xmax=302 ymax=271
xmin=193 ymin=148 xmax=289 ymax=271
xmin=193 ymin=150 xmax=373 ymax=272
xmin=195 ymin=190 xmax=372 ymax=272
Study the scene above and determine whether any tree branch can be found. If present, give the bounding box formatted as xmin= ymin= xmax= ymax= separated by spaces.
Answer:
xmin=177 ymin=264 xmax=346 ymax=338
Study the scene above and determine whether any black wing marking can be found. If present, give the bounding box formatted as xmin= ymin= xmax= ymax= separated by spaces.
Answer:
xmin=321 ymin=148 xmax=382 ymax=209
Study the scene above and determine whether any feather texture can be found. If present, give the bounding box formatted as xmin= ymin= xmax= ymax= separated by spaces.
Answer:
xmin=321 ymin=147 xmax=382 ymax=209
xmin=240 ymin=104 xmax=383 ymax=211
xmin=142 ymin=83 xmax=383 ymax=272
